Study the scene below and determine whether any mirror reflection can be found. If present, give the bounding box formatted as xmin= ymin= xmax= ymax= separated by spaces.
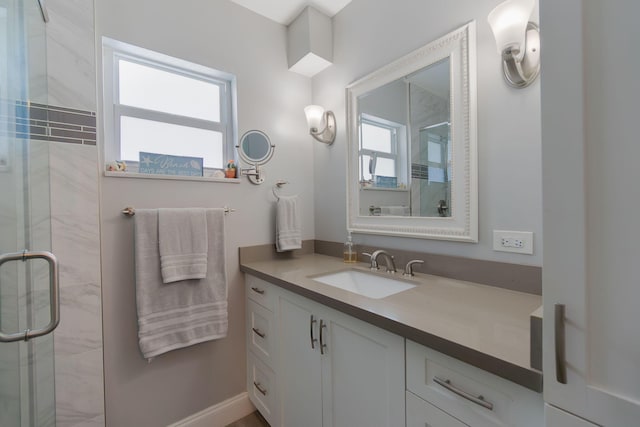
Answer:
xmin=346 ymin=22 xmax=477 ymax=241
xmin=239 ymin=130 xmax=273 ymax=164
xmin=358 ymin=58 xmax=452 ymax=218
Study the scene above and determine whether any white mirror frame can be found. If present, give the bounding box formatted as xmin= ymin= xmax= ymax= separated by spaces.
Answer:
xmin=346 ymin=22 xmax=478 ymax=242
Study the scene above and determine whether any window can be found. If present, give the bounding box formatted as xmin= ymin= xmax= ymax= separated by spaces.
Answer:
xmin=102 ymin=38 xmax=237 ymax=174
xmin=359 ymin=114 xmax=406 ymax=186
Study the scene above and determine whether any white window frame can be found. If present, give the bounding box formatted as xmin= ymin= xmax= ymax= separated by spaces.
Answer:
xmin=102 ymin=37 xmax=238 ymax=174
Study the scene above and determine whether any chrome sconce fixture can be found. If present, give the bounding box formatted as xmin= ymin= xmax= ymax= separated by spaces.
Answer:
xmin=304 ymin=105 xmax=336 ymax=145
xmin=488 ymin=0 xmax=540 ymax=88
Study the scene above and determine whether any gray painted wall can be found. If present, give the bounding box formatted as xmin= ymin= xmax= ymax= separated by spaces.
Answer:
xmin=95 ymin=0 xmax=313 ymax=425
xmin=313 ymin=0 xmax=543 ymax=266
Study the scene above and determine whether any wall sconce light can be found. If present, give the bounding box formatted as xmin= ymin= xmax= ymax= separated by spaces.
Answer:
xmin=488 ymin=0 xmax=540 ymax=88
xmin=304 ymin=105 xmax=336 ymax=145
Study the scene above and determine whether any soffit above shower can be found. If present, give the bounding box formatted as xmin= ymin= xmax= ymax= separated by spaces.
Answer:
xmin=229 ymin=0 xmax=352 ymax=25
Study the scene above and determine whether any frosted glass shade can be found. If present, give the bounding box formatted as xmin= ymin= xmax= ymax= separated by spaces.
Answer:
xmin=304 ymin=105 xmax=325 ymax=131
xmin=488 ymin=0 xmax=534 ymax=57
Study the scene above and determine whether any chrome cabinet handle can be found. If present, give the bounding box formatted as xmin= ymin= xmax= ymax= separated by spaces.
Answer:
xmin=555 ymin=304 xmax=567 ymax=384
xmin=310 ymin=315 xmax=317 ymax=349
xmin=252 ymin=328 xmax=265 ymax=338
xmin=433 ymin=377 xmax=494 ymax=411
xmin=253 ymin=382 xmax=267 ymax=396
xmin=250 ymin=286 xmax=265 ymax=295
xmin=319 ymin=319 xmax=327 ymax=355
xmin=0 ymin=251 xmax=60 ymax=342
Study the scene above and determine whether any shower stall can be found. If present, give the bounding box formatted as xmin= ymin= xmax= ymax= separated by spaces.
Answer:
xmin=0 ymin=0 xmax=58 ymax=426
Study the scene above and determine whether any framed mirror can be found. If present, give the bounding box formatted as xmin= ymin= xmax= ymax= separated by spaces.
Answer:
xmin=237 ymin=130 xmax=275 ymax=184
xmin=346 ymin=22 xmax=478 ymax=242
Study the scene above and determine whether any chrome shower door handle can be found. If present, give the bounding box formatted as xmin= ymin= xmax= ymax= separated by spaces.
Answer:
xmin=0 ymin=251 xmax=60 ymax=342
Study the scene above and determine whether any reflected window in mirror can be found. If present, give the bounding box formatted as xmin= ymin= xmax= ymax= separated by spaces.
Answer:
xmin=359 ymin=115 xmax=407 ymax=188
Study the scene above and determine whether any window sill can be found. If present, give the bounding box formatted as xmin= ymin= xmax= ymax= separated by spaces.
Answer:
xmin=360 ymin=186 xmax=408 ymax=192
xmin=104 ymin=171 xmax=241 ymax=183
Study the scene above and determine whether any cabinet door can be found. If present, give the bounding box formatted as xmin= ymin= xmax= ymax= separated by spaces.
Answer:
xmin=278 ymin=294 xmax=323 ymax=427
xmin=541 ymin=1 xmax=640 ymax=425
xmin=545 ymin=404 xmax=598 ymax=427
xmin=407 ymin=391 xmax=469 ymax=427
xmin=320 ymin=306 xmax=405 ymax=427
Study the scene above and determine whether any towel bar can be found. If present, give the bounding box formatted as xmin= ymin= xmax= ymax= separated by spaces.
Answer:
xmin=121 ymin=206 xmax=235 ymax=216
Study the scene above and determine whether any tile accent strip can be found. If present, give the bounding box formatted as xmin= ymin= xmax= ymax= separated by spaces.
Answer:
xmin=0 ymin=99 xmax=96 ymax=145
xmin=411 ymin=163 xmax=429 ymax=180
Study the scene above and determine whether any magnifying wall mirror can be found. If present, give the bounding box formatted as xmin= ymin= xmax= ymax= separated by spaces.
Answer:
xmin=346 ymin=22 xmax=478 ymax=241
xmin=237 ymin=130 xmax=275 ymax=184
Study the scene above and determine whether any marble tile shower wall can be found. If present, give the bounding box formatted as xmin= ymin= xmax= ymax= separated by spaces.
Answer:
xmin=49 ymin=142 xmax=104 ymax=427
xmin=5 ymin=102 xmax=105 ymax=425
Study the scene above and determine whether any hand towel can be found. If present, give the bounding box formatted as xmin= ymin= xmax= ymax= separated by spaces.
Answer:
xmin=158 ymin=208 xmax=208 ymax=283
xmin=134 ymin=208 xmax=227 ymax=360
xmin=276 ymin=195 xmax=302 ymax=252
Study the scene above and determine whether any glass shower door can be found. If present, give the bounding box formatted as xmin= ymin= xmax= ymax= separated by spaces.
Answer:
xmin=0 ymin=0 xmax=57 ymax=426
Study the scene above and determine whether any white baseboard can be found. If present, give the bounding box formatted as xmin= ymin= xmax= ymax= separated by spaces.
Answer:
xmin=168 ymin=392 xmax=256 ymax=427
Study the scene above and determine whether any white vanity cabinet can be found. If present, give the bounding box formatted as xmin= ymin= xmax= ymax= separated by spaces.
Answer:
xmin=246 ymin=274 xmax=405 ymax=427
xmin=246 ymin=276 xmax=279 ymax=427
xmin=406 ymin=340 xmax=543 ymax=427
xmin=245 ymin=273 xmax=543 ymax=427
xmin=278 ymin=291 xmax=405 ymax=427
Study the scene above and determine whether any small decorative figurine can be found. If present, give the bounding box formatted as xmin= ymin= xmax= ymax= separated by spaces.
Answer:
xmin=106 ymin=160 xmax=127 ymax=172
xmin=225 ymin=160 xmax=237 ymax=178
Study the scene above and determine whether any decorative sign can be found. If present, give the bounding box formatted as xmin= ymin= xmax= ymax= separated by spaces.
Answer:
xmin=138 ymin=152 xmax=203 ymax=177
xmin=375 ymin=175 xmax=397 ymax=188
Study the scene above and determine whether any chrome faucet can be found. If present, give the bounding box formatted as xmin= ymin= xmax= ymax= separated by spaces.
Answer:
xmin=363 ymin=250 xmax=397 ymax=273
xmin=403 ymin=260 xmax=424 ymax=277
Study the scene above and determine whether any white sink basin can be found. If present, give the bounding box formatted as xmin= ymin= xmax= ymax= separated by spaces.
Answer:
xmin=311 ymin=270 xmax=416 ymax=299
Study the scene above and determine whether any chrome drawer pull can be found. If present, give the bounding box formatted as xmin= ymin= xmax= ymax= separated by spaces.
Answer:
xmin=555 ymin=304 xmax=567 ymax=384
xmin=253 ymin=381 xmax=267 ymax=396
xmin=251 ymin=286 xmax=265 ymax=295
xmin=433 ymin=377 xmax=494 ymax=411
xmin=252 ymin=328 xmax=265 ymax=338
xmin=310 ymin=315 xmax=318 ymax=349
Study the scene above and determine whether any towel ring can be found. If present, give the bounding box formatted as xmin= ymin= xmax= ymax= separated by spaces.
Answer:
xmin=272 ymin=180 xmax=291 ymax=200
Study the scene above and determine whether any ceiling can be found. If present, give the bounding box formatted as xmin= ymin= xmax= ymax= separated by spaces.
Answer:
xmin=229 ymin=0 xmax=352 ymax=25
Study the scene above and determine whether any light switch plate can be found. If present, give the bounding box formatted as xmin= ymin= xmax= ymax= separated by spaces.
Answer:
xmin=493 ymin=230 xmax=534 ymax=255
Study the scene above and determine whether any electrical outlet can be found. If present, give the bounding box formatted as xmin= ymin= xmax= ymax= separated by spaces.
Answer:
xmin=493 ymin=230 xmax=534 ymax=254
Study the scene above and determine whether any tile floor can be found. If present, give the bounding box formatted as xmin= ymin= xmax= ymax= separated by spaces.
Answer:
xmin=225 ymin=411 xmax=270 ymax=427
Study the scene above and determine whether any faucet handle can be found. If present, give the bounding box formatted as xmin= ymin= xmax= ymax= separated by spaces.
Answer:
xmin=361 ymin=252 xmax=378 ymax=270
xmin=403 ymin=260 xmax=424 ymax=277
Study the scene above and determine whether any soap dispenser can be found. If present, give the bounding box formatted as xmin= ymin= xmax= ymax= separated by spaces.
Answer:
xmin=343 ymin=233 xmax=357 ymax=263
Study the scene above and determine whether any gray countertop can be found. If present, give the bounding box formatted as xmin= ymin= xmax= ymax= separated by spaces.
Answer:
xmin=240 ymin=252 xmax=543 ymax=392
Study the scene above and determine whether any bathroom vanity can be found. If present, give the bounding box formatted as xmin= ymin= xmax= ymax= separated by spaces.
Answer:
xmin=241 ymin=251 xmax=543 ymax=427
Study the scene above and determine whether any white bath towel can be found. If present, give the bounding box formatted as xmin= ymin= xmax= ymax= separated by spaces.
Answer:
xmin=134 ymin=208 xmax=228 ymax=360
xmin=158 ymin=208 xmax=208 ymax=283
xmin=276 ymin=195 xmax=302 ymax=252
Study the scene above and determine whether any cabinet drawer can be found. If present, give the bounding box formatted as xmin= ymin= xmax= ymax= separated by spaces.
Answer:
xmin=406 ymin=340 xmax=543 ymax=427
xmin=246 ymin=275 xmax=276 ymax=311
xmin=247 ymin=299 xmax=275 ymax=366
xmin=248 ymin=351 xmax=277 ymax=427
xmin=407 ymin=391 xmax=469 ymax=427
